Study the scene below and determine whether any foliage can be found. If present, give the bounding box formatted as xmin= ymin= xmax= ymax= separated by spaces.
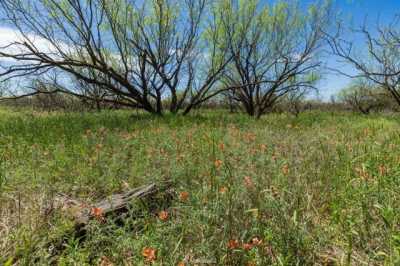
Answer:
xmin=0 ymin=0 xmax=234 ymax=115
xmin=220 ymin=0 xmax=331 ymax=118
xmin=337 ymin=80 xmax=396 ymax=114
xmin=0 ymin=0 xmax=332 ymax=117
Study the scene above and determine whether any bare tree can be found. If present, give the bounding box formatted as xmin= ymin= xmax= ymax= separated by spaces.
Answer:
xmin=0 ymin=80 xmax=7 ymax=98
xmin=0 ymin=0 xmax=231 ymax=115
xmin=33 ymin=71 xmax=122 ymax=111
xmin=326 ymin=15 xmax=400 ymax=107
xmin=283 ymin=87 xmax=310 ymax=117
xmin=126 ymin=0 xmax=233 ymax=115
xmin=337 ymin=79 xmax=392 ymax=114
xmin=220 ymin=0 xmax=331 ymax=118
xmin=221 ymin=88 xmax=240 ymax=113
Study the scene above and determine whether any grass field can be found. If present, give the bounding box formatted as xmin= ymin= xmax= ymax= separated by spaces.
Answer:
xmin=1 ymin=108 xmax=400 ymax=265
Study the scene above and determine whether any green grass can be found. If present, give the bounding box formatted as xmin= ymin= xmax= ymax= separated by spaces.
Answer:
xmin=1 ymin=108 xmax=400 ymax=265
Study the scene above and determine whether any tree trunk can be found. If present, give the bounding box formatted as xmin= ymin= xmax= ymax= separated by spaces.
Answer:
xmin=170 ymin=91 xmax=178 ymax=113
xmin=47 ymin=182 xmax=174 ymax=235
xmin=182 ymin=104 xmax=194 ymax=116
xmin=243 ymin=101 xmax=256 ymax=117
xmin=156 ymin=91 xmax=163 ymax=115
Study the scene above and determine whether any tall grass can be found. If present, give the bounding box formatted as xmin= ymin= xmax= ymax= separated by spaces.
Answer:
xmin=0 ymin=108 xmax=399 ymax=265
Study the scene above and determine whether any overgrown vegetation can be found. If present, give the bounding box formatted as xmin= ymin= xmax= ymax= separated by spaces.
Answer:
xmin=1 ymin=108 xmax=400 ymax=265
xmin=1 ymin=0 xmax=400 ymax=265
xmin=336 ymin=80 xmax=398 ymax=114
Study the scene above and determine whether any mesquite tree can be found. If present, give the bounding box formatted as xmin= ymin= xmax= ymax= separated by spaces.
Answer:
xmin=326 ymin=16 xmax=400 ymax=108
xmin=220 ymin=0 xmax=331 ymax=118
xmin=0 ymin=0 xmax=231 ymax=115
xmin=337 ymin=79 xmax=392 ymax=114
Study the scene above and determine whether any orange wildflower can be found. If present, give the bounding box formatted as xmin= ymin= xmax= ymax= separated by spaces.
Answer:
xmin=227 ymin=239 xmax=240 ymax=250
xmin=379 ymin=165 xmax=387 ymax=176
xmin=177 ymin=262 xmax=185 ymax=266
xmin=158 ymin=210 xmax=169 ymax=221
xmin=218 ymin=143 xmax=225 ymax=151
xmin=179 ymin=191 xmax=189 ymax=201
xmin=99 ymin=256 xmax=114 ymax=266
xmin=282 ymin=164 xmax=289 ymax=175
xmin=244 ymin=132 xmax=256 ymax=142
xmin=244 ymin=176 xmax=254 ymax=188
xmin=219 ymin=186 xmax=228 ymax=194
xmin=355 ymin=166 xmax=370 ymax=180
xmin=91 ymin=207 xmax=104 ymax=221
xmin=242 ymin=243 xmax=253 ymax=251
xmin=142 ymin=247 xmax=157 ymax=262
xmin=214 ymin=159 xmax=223 ymax=168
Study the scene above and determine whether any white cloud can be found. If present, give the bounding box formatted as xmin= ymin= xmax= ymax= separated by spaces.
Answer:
xmin=0 ymin=27 xmax=20 ymax=47
xmin=0 ymin=26 xmax=69 ymax=63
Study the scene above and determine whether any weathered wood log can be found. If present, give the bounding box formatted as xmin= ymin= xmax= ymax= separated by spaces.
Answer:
xmin=49 ymin=181 xmax=174 ymax=232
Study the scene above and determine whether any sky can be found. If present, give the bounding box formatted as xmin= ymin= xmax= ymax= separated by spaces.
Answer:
xmin=1 ymin=0 xmax=400 ymax=100
xmin=316 ymin=0 xmax=400 ymax=100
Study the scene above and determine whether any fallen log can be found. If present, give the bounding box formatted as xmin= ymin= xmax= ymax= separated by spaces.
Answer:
xmin=48 ymin=181 xmax=174 ymax=233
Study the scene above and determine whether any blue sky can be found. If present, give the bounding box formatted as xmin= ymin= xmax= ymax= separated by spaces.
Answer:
xmin=1 ymin=0 xmax=400 ymax=100
xmin=315 ymin=0 xmax=400 ymax=100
